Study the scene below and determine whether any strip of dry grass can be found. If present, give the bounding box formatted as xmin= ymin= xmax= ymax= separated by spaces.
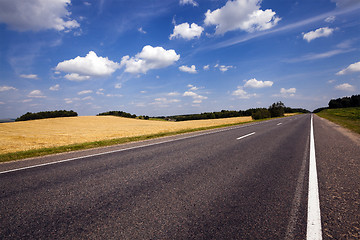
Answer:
xmin=0 ymin=116 xmax=253 ymax=155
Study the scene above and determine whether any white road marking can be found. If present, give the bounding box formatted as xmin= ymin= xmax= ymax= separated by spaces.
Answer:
xmin=307 ymin=114 xmax=322 ymax=240
xmin=277 ymin=122 xmax=283 ymax=126
xmin=236 ymin=132 xmax=255 ymax=140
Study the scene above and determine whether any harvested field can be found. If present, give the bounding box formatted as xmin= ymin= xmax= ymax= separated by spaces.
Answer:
xmin=0 ymin=116 xmax=252 ymax=154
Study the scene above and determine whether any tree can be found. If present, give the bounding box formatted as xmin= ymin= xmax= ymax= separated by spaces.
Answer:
xmin=268 ymin=101 xmax=285 ymax=118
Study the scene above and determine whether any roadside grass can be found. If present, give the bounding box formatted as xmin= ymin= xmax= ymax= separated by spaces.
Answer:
xmin=316 ymin=107 xmax=360 ymax=134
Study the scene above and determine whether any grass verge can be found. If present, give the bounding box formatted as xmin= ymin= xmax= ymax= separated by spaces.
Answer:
xmin=316 ymin=107 xmax=360 ymax=134
xmin=0 ymin=120 xmax=255 ymax=163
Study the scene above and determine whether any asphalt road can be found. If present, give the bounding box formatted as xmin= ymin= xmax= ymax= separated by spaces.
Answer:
xmin=0 ymin=114 xmax=359 ymax=239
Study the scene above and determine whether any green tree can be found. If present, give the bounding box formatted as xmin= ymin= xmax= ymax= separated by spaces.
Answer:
xmin=268 ymin=101 xmax=285 ymax=118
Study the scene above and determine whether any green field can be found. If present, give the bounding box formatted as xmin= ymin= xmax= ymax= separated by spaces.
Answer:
xmin=316 ymin=107 xmax=360 ymax=134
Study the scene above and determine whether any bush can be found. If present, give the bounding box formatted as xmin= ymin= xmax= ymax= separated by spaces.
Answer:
xmin=252 ymin=108 xmax=271 ymax=120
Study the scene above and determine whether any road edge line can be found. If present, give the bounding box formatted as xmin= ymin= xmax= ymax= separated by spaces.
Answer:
xmin=307 ymin=114 xmax=322 ymax=240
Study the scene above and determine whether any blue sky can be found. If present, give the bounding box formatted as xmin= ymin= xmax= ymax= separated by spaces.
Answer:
xmin=0 ymin=0 xmax=359 ymax=118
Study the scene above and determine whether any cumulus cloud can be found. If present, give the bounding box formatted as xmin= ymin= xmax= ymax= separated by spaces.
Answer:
xmin=49 ymin=84 xmax=60 ymax=91
xmin=121 ymin=45 xmax=180 ymax=74
xmin=183 ymin=85 xmax=207 ymax=103
xmin=0 ymin=86 xmax=17 ymax=92
xmin=170 ymin=22 xmax=204 ymax=40
xmin=336 ymin=61 xmax=360 ymax=75
xmin=244 ymin=78 xmax=273 ymax=88
xmin=203 ymin=65 xmax=210 ymax=70
xmin=335 ymin=83 xmax=355 ymax=91
xmin=204 ymin=0 xmax=281 ymax=35
xmin=179 ymin=65 xmax=197 ymax=74
xmin=179 ymin=0 xmax=198 ymax=7
xmin=28 ymin=90 xmax=46 ymax=98
xmin=183 ymin=91 xmax=208 ymax=103
xmin=303 ymin=27 xmax=334 ymax=42
xmin=0 ymin=0 xmax=79 ymax=32
xmin=278 ymin=87 xmax=296 ymax=97
xmin=20 ymin=74 xmax=38 ymax=79
xmin=56 ymin=51 xmax=120 ymax=81
xmin=232 ymin=86 xmax=256 ymax=99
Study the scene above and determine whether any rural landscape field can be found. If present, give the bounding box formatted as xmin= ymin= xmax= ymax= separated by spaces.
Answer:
xmin=0 ymin=115 xmax=253 ymax=154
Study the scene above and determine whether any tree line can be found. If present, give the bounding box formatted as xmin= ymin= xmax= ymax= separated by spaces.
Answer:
xmin=16 ymin=110 xmax=78 ymax=122
xmin=97 ymin=111 xmax=138 ymax=118
xmin=313 ymin=94 xmax=360 ymax=113
xmin=156 ymin=102 xmax=309 ymax=121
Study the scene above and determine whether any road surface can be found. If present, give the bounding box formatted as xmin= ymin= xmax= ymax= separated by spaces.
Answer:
xmin=0 ymin=114 xmax=359 ymax=239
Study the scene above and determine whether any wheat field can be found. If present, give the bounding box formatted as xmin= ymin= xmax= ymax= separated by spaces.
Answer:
xmin=0 ymin=116 xmax=253 ymax=154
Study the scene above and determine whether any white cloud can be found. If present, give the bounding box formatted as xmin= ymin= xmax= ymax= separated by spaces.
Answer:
xmin=331 ymin=0 xmax=360 ymax=8
xmin=303 ymin=27 xmax=334 ymax=42
xmin=187 ymin=84 xmax=199 ymax=91
xmin=336 ymin=61 xmax=360 ymax=75
xmin=28 ymin=90 xmax=46 ymax=98
xmin=275 ymin=87 xmax=296 ymax=97
xmin=179 ymin=0 xmax=198 ymax=7
xmin=170 ymin=22 xmax=204 ymax=40
xmin=244 ymin=78 xmax=273 ymax=88
xmin=56 ymin=51 xmax=120 ymax=80
xmin=203 ymin=65 xmax=210 ymax=70
xmin=285 ymin=48 xmax=355 ymax=63
xmin=121 ymin=45 xmax=180 ymax=74
xmin=0 ymin=0 xmax=79 ymax=32
xmin=183 ymin=91 xmax=208 ymax=103
xmin=281 ymin=88 xmax=296 ymax=94
xmin=106 ymin=94 xmax=123 ymax=98
xmin=179 ymin=65 xmax=197 ymax=74
xmin=183 ymin=85 xmax=207 ymax=103
xmin=168 ymin=92 xmax=180 ymax=96
xmin=64 ymin=73 xmax=91 ymax=81
xmin=335 ymin=83 xmax=355 ymax=91
xmin=214 ymin=64 xmax=233 ymax=72
xmin=325 ymin=16 xmax=336 ymax=23
xmin=20 ymin=74 xmax=38 ymax=79
xmin=138 ymin=27 xmax=146 ymax=34
xmin=96 ymin=89 xmax=105 ymax=95
xmin=82 ymin=96 xmax=94 ymax=101
xmin=49 ymin=84 xmax=60 ymax=91
xmin=232 ymin=86 xmax=256 ymax=99
xmin=78 ymin=90 xmax=93 ymax=95
xmin=0 ymin=86 xmax=17 ymax=92
xmin=204 ymin=0 xmax=281 ymax=35
xmin=153 ymin=98 xmax=180 ymax=104
xmin=115 ymin=83 xmax=122 ymax=89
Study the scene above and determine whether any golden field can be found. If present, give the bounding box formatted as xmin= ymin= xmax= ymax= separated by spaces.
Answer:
xmin=0 ymin=116 xmax=253 ymax=154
